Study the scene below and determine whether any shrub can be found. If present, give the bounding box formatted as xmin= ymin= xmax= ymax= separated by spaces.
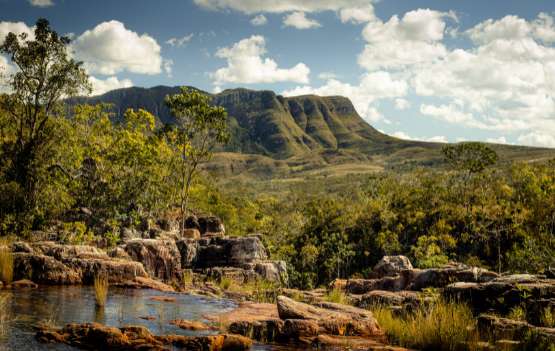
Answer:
xmin=324 ymin=287 xmax=349 ymax=305
xmin=372 ymin=299 xmax=479 ymax=351
xmin=94 ymin=275 xmax=109 ymax=307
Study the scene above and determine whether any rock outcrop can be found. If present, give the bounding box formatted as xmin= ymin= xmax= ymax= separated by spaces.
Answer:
xmin=122 ymin=239 xmax=181 ymax=281
xmin=373 ymin=256 xmax=413 ymax=278
xmin=36 ymin=322 xmax=252 ymax=351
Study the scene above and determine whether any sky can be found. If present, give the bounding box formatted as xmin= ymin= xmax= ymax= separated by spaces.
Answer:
xmin=1 ymin=0 xmax=555 ymax=148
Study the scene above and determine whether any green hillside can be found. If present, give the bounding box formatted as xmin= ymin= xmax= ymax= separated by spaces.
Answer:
xmin=78 ymin=86 xmax=555 ymax=179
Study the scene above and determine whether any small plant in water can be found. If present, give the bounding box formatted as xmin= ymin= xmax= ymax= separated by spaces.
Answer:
xmin=94 ymin=274 xmax=109 ymax=307
xmin=0 ymin=244 xmax=14 ymax=284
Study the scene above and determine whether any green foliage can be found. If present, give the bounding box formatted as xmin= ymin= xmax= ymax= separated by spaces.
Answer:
xmin=442 ymin=142 xmax=498 ymax=174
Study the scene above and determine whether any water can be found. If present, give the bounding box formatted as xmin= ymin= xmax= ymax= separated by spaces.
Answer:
xmin=0 ymin=286 xmax=285 ymax=351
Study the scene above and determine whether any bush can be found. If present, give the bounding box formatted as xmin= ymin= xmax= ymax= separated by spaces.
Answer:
xmin=372 ymin=299 xmax=479 ymax=351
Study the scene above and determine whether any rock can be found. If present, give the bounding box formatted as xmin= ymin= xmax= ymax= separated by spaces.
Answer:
xmin=11 ymin=241 xmax=33 ymax=253
xmin=176 ymin=239 xmax=198 ymax=268
xmin=13 ymin=252 xmax=82 ymax=284
xmin=185 ymin=215 xmax=200 ymax=230
xmin=312 ymin=335 xmax=411 ymax=350
xmin=114 ymin=276 xmax=175 ymax=292
xmin=7 ymin=279 xmax=38 ymax=289
xmin=254 ymin=261 xmax=288 ymax=284
xmin=408 ymin=266 xmax=498 ymax=291
xmin=170 ymin=319 xmax=214 ymax=331
xmin=121 ymin=227 xmax=142 ymax=242
xmin=157 ymin=218 xmax=178 ymax=232
xmin=354 ymin=290 xmax=420 ymax=309
xmin=337 ymin=275 xmax=409 ymax=294
xmin=34 ymin=242 xmax=109 ymax=260
xmin=182 ymin=228 xmax=201 ymax=239
xmin=64 ymin=257 xmax=148 ymax=284
xmin=36 ymin=322 xmax=252 ymax=351
xmin=204 ymin=267 xmax=259 ymax=284
xmin=276 ymin=296 xmax=383 ymax=337
xmin=197 ymin=236 xmax=268 ymax=268
xmin=199 ymin=216 xmax=225 ymax=235
xmin=373 ymin=256 xmax=413 ymax=277
xmin=107 ymin=247 xmax=131 ymax=260
xmin=123 ymin=239 xmax=181 ymax=281
xmin=477 ymin=314 xmax=555 ymax=345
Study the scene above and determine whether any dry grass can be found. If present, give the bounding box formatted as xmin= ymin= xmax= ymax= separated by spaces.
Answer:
xmin=0 ymin=245 xmax=13 ymax=285
xmin=324 ymin=287 xmax=349 ymax=305
xmin=218 ymin=277 xmax=280 ymax=303
xmin=0 ymin=294 xmax=11 ymax=341
xmin=94 ymin=275 xmax=109 ymax=307
xmin=372 ymin=299 xmax=480 ymax=351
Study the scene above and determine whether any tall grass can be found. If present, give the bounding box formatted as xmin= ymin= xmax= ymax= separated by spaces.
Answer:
xmin=94 ymin=275 xmax=109 ymax=307
xmin=0 ymin=294 xmax=11 ymax=341
xmin=324 ymin=287 xmax=349 ymax=304
xmin=372 ymin=299 xmax=479 ymax=351
xmin=217 ymin=277 xmax=280 ymax=303
xmin=0 ymin=245 xmax=13 ymax=285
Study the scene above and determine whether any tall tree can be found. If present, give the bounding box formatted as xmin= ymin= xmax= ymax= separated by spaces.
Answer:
xmin=0 ymin=18 xmax=89 ymax=221
xmin=165 ymin=87 xmax=229 ymax=232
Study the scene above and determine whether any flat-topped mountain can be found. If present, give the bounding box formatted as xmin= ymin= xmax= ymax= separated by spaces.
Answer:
xmin=75 ymin=86 xmax=555 ymax=178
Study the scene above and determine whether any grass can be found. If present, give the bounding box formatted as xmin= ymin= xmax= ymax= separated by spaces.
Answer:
xmin=217 ymin=277 xmax=280 ymax=303
xmin=372 ymin=299 xmax=480 ymax=351
xmin=0 ymin=244 xmax=13 ymax=285
xmin=0 ymin=294 xmax=11 ymax=341
xmin=94 ymin=275 xmax=109 ymax=307
xmin=324 ymin=287 xmax=349 ymax=304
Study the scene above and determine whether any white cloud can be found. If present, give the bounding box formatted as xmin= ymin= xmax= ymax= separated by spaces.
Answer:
xmin=193 ymin=0 xmax=372 ymax=14
xmin=358 ymin=9 xmax=454 ymax=71
xmin=318 ymin=71 xmax=337 ymax=80
xmin=89 ymin=76 xmax=133 ymax=96
xmin=0 ymin=55 xmax=16 ymax=92
xmin=72 ymin=20 xmax=162 ymax=75
xmin=339 ymin=4 xmax=375 ymax=24
xmin=283 ymin=12 xmax=321 ymax=29
xmin=394 ymin=98 xmax=410 ymax=110
xmin=28 ymin=0 xmax=54 ymax=7
xmin=166 ymin=33 xmax=194 ymax=47
xmin=283 ymin=71 xmax=407 ymax=122
xmin=517 ymin=132 xmax=555 ymax=148
xmin=0 ymin=21 xmax=34 ymax=43
xmin=212 ymin=35 xmax=310 ymax=85
xmin=391 ymin=131 xmax=448 ymax=143
xmin=486 ymin=136 xmax=508 ymax=144
xmin=250 ymin=14 xmax=268 ymax=26
xmin=467 ymin=15 xmax=531 ymax=44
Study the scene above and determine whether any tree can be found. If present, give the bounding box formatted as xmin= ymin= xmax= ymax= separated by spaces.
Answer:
xmin=165 ymin=87 xmax=229 ymax=232
xmin=442 ymin=142 xmax=498 ymax=175
xmin=0 ymin=18 xmax=89 ymax=223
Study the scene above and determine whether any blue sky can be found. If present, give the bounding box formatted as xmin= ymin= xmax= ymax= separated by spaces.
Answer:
xmin=1 ymin=0 xmax=555 ymax=147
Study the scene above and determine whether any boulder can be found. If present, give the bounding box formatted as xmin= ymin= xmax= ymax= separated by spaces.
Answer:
xmin=196 ymin=236 xmax=268 ymax=268
xmin=408 ymin=265 xmax=498 ymax=291
xmin=373 ymin=256 xmax=413 ymax=277
xmin=64 ymin=257 xmax=148 ymax=284
xmin=203 ymin=267 xmax=259 ymax=284
xmin=13 ymin=252 xmax=82 ymax=284
xmin=254 ymin=261 xmax=288 ymax=284
xmin=182 ymin=228 xmax=201 ymax=240
xmin=199 ymin=216 xmax=225 ymax=235
xmin=477 ymin=314 xmax=555 ymax=345
xmin=176 ymin=239 xmax=198 ymax=268
xmin=276 ymin=296 xmax=383 ymax=337
xmin=34 ymin=242 xmax=109 ymax=260
xmin=11 ymin=241 xmax=33 ymax=253
xmin=123 ymin=239 xmax=181 ymax=281
xmin=36 ymin=322 xmax=252 ymax=351
xmin=170 ymin=319 xmax=214 ymax=331
xmin=185 ymin=215 xmax=200 ymax=230
xmin=7 ymin=279 xmax=38 ymax=289
xmin=354 ymin=290 xmax=421 ymax=309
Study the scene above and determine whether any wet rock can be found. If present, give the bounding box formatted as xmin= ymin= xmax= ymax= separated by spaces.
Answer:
xmin=170 ymin=319 xmax=214 ymax=331
xmin=36 ymin=322 xmax=252 ymax=351
xmin=123 ymin=239 xmax=181 ymax=281
xmin=13 ymin=252 xmax=82 ymax=284
xmin=114 ymin=276 xmax=175 ymax=292
xmin=373 ymin=256 xmax=413 ymax=278
xmin=7 ymin=279 xmax=38 ymax=289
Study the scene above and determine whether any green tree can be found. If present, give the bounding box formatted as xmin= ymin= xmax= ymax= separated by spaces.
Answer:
xmin=442 ymin=142 xmax=498 ymax=175
xmin=0 ymin=18 xmax=89 ymax=227
xmin=165 ymin=87 xmax=229 ymax=232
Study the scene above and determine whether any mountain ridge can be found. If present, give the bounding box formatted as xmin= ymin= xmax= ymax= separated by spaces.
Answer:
xmin=74 ymin=86 xmax=555 ymax=178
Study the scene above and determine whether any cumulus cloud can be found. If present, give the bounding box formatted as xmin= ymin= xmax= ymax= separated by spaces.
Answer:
xmin=283 ymin=12 xmax=321 ymax=29
xmin=28 ymin=0 xmax=54 ymax=7
xmin=283 ymin=71 xmax=407 ymax=122
xmin=517 ymin=132 xmax=555 ymax=148
xmin=0 ymin=21 xmax=34 ymax=43
xmin=212 ymin=35 xmax=310 ymax=86
xmin=394 ymin=98 xmax=410 ymax=110
xmin=358 ymin=9 xmax=455 ymax=71
xmin=166 ymin=33 xmax=194 ymax=47
xmin=391 ymin=131 xmax=448 ymax=143
xmin=193 ymin=0 xmax=372 ymax=14
xmin=318 ymin=72 xmax=337 ymax=80
xmin=89 ymin=76 xmax=133 ymax=96
xmin=250 ymin=14 xmax=268 ymax=26
xmin=339 ymin=4 xmax=375 ymax=24
xmin=71 ymin=20 xmax=162 ymax=75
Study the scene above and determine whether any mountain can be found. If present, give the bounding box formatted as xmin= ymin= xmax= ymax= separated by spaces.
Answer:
xmin=74 ymin=86 xmax=555 ymax=178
